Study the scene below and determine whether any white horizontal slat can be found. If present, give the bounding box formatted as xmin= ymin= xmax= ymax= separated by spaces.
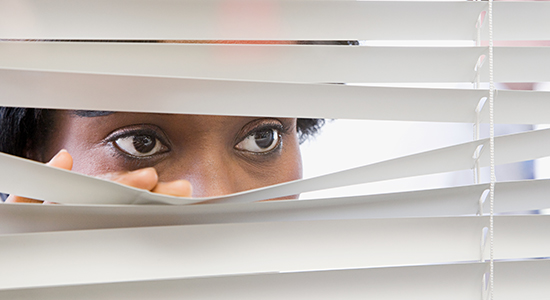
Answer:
xmin=0 ymin=217 xmax=485 ymax=289
xmin=481 ymin=128 xmax=550 ymax=166
xmin=3 ymin=69 xmax=550 ymax=124
xmin=4 ymin=1 xmax=550 ymax=42
xmin=0 ymin=262 xmax=489 ymax=300
xmin=1 ymin=129 xmax=550 ymax=205
xmin=1 ymin=216 xmax=549 ymax=290
xmin=2 ymin=43 xmax=548 ymax=83
xmin=0 ymin=69 xmax=486 ymax=122
xmin=490 ymin=47 xmax=550 ymax=83
xmin=4 ymin=178 xmax=550 ymax=234
xmin=490 ymin=89 xmax=550 ymax=124
xmin=484 ymin=2 xmax=550 ymax=41
xmin=0 ymin=0 xmax=485 ymax=40
xmin=3 ymin=260 xmax=549 ymax=300
xmin=0 ymin=42 xmax=486 ymax=83
xmin=0 ymin=185 xmax=490 ymax=233
xmin=494 ymin=259 xmax=550 ymax=299
xmin=490 ymin=215 xmax=550 ymax=261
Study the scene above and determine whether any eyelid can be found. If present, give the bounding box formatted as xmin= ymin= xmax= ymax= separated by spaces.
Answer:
xmin=235 ymin=128 xmax=281 ymax=153
xmin=235 ymin=120 xmax=286 ymax=155
xmin=236 ymin=119 xmax=287 ymax=145
xmin=104 ymin=125 xmax=169 ymax=144
xmin=103 ymin=125 xmax=171 ymax=157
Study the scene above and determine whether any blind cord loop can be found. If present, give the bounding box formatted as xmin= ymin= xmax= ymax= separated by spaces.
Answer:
xmin=475 ymin=10 xmax=487 ymax=47
xmin=472 ymin=144 xmax=485 ymax=184
xmin=482 ymin=271 xmax=490 ymax=300
xmin=477 ymin=188 xmax=490 ymax=216
xmin=480 ymin=226 xmax=489 ymax=262
xmin=473 ymin=96 xmax=488 ymax=184
xmin=473 ymin=54 xmax=486 ymax=89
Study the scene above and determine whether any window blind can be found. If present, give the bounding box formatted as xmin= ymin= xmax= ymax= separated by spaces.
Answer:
xmin=1 ymin=0 xmax=549 ymax=299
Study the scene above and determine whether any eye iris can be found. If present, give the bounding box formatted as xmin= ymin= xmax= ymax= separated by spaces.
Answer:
xmin=133 ymin=135 xmax=155 ymax=153
xmin=254 ymin=130 xmax=275 ymax=149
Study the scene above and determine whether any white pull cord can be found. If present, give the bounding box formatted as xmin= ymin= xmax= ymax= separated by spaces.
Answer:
xmin=488 ymin=0 xmax=495 ymax=298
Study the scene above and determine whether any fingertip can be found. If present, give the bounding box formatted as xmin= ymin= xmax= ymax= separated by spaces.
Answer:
xmin=174 ymin=180 xmax=193 ymax=197
xmin=5 ymin=195 xmax=44 ymax=204
xmin=131 ymin=167 xmax=159 ymax=181
xmin=185 ymin=180 xmax=193 ymax=197
xmin=153 ymin=180 xmax=193 ymax=197
xmin=47 ymin=149 xmax=73 ymax=170
xmin=115 ymin=167 xmax=159 ymax=191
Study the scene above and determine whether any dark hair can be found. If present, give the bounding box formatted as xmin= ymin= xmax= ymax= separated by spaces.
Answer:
xmin=0 ymin=107 xmax=56 ymax=161
xmin=0 ymin=107 xmax=324 ymax=159
xmin=295 ymin=118 xmax=325 ymax=143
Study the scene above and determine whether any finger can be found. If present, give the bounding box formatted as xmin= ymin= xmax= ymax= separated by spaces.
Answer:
xmin=5 ymin=150 xmax=73 ymax=204
xmin=5 ymin=195 xmax=44 ymax=204
xmin=103 ymin=168 xmax=159 ymax=191
xmin=46 ymin=149 xmax=73 ymax=170
xmin=152 ymin=180 xmax=193 ymax=197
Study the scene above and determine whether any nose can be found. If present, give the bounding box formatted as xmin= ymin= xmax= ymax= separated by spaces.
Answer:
xmin=183 ymin=155 xmax=240 ymax=198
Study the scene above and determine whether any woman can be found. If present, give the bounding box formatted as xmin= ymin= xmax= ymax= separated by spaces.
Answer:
xmin=0 ymin=107 xmax=323 ymax=203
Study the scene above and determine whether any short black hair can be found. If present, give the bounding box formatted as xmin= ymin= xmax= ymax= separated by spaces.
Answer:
xmin=0 ymin=107 xmax=324 ymax=160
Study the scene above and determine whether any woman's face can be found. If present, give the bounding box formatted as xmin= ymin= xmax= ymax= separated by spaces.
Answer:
xmin=44 ymin=111 xmax=302 ymax=198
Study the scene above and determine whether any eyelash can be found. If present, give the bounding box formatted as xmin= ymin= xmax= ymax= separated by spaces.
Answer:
xmin=104 ymin=127 xmax=170 ymax=160
xmin=235 ymin=122 xmax=289 ymax=155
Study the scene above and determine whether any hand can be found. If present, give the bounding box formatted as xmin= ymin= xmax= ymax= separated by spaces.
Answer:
xmin=5 ymin=149 xmax=192 ymax=204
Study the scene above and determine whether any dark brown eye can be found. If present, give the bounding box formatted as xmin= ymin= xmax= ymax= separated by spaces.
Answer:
xmin=236 ymin=129 xmax=280 ymax=153
xmin=133 ymin=135 xmax=155 ymax=153
xmin=114 ymin=135 xmax=165 ymax=157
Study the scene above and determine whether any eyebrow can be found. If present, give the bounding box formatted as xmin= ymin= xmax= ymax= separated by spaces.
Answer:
xmin=73 ymin=110 xmax=114 ymax=117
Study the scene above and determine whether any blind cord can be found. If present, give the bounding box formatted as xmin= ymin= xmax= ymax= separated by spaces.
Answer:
xmin=488 ymin=0 xmax=495 ymax=298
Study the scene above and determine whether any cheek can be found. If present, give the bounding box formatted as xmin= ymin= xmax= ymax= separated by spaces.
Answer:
xmin=68 ymin=147 xmax=118 ymax=176
xmin=282 ymin=145 xmax=303 ymax=181
xmin=155 ymin=138 xmax=303 ymax=198
xmin=45 ymin=116 xmax=120 ymax=176
xmin=259 ymin=147 xmax=303 ymax=200
xmin=285 ymin=134 xmax=303 ymax=179
xmin=60 ymin=138 xmax=129 ymax=176
xmin=245 ymin=139 xmax=303 ymax=188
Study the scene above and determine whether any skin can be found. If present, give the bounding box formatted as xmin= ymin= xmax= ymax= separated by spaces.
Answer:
xmin=7 ymin=111 xmax=302 ymax=203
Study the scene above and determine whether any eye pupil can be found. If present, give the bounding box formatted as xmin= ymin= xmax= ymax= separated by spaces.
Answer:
xmin=254 ymin=130 xmax=275 ymax=149
xmin=133 ymin=135 xmax=155 ymax=153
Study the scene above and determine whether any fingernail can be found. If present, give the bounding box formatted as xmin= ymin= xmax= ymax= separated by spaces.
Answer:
xmin=48 ymin=149 xmax=67 ymax=163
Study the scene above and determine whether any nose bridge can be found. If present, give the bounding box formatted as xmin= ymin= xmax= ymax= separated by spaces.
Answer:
xmin=184 ymin=151 xmax=237 ymax=198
